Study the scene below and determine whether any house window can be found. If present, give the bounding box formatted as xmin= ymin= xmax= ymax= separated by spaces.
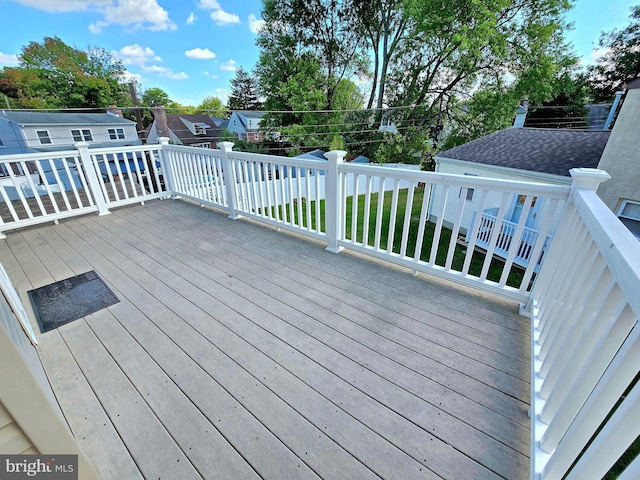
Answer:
xmin=617 ymin=200 xmax=640 ymax=239
xmin=108 ymin=128 xmax=125 ymax=140
xmin=460 ymin=173 xmax=477 ymax=201
xmin=36 ymin=130 xmax=52 ymax=145
xmin=194 ymin=123 xmax=208 ymax=135
xmin=71 ymin=129 xmax=93 ymax=142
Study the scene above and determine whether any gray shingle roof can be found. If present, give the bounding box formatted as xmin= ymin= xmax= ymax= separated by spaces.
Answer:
xmin=166 ymin=114 xmax=220 ymax=145
xmin=436 ymin=128 xmax=611 ymax=177
xmin=0 ymin=111 xmax=135 ymax=125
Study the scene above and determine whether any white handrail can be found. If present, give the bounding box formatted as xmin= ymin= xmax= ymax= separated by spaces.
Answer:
xmin=529 ymin=168 xmax=640 ymax=480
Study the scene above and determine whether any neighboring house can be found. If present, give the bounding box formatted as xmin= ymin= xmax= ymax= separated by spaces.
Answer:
xmin=596 ymin=78 xmax=640 ymax=238
xmin=431 ymin=127 xmax=611 ymax=268
xmin=0 ymin=111 xmax=141 ymax=200
xmin=0 ymin=111 xmax=140 ymax=155
xmin=379 ymin=110 xmax=399 ymax=134
xmin=227 ymin=111 xmax=266 ymax=142
xmin=146 ymin=109 xmax=221 ymax=148
xmin=211 ymin=117 xmax=230 ymax=131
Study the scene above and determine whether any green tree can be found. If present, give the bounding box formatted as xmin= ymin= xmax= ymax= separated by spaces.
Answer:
xmin=0 ymin=36 xmax=128 ymax=108
xmin=196 ymin=95 xmax=227 ymax=117
xmin=257 ymin=0 xmax=366 ymax=112
xmin=142 ymin=87 xmax=171 ymax=107
xmin=387 ymin=0 xmax=577 ymax=147
xmin=227 ymin=67 xmax=262 ymax=111
xmin=350 ymin=0 xmax=407 ymax=110
xmin=588 ymin=5 xmax=640 ymax=102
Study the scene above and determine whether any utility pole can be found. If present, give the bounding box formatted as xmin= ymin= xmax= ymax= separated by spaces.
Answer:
xmin=128 ymin=82 xmax=146 ymax=142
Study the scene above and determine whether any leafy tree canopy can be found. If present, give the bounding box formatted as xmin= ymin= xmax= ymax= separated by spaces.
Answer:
xmin=0 ymin=36 xmax=129 ymax=109
xmin=196 ymin=95 xmax=227 ymax=117
xmin=142 ymin=87 xmax=171 ymax=107
xmin=588 ymin=5 xmax=640 ymax=102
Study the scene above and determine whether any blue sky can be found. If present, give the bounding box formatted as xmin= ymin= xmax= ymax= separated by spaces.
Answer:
xmin=0 ymin=0 xmax=637 ymax=107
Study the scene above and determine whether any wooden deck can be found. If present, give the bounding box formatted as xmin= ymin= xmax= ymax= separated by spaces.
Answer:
xmin=0 ymin=199 xmax=530 ymax=479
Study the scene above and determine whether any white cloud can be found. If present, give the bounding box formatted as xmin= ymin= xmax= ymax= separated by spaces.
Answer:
xmin=220 ymin=59 xmax=237 ymax=72
xmin=248 ymin=14 xmax=265 ymax=34
xmin=13 ymin=0 xmax=175 ymax=32
xmin=102 ymin=0 xmax=176 ymax=31
xmin=88 ymin=20 xmax=109 ymax=33
xmin=185 ymin=48 xmax=216 ymax=60
xmin=142 ymin=65 xmax=188 ymax=80
xmin=210 ymin=9 xmax=239 ymax=25
xmin=121 ymin=70 xmax=143 ymax=83
xmin=186 ymin=12 xmax=196 ymax=24
xmin=11 ymin=0 xmax=108 ymax=12
xmin=198 ymin=0 xmax=220 ymax=9
xmin=115 ymin=44 xmax=161 ymax=65
xmin=0 ymin=52 xmax=19 ymax=66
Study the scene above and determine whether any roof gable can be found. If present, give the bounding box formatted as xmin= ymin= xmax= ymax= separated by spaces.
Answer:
xmin=437 ymin=128 xmax=611 ymax=177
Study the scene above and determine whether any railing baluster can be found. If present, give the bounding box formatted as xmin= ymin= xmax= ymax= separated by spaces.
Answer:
xmin=373 ymin=176 xmax=386 ymax=250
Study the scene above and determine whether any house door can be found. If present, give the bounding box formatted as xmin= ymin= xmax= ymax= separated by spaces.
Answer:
xmin=510 ymin=194 xmax=540 ymax=228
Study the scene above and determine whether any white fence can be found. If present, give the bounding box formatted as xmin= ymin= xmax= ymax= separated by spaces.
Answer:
xmin=528 ymin=169 xmax=640 ymax=480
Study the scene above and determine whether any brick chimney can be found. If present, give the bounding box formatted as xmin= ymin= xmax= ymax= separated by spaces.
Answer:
xmin=152 ymin=106 xmax=170 ymax=139
xmin=106 ymin=104 xmax=123 ymax=117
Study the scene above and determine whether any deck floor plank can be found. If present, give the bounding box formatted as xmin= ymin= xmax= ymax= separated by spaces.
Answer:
xmin=72 ymin=214 xmax=439 ymax=480
xmin=0 ymin=199 xmax=531 ymax=480
xmin=49 ymin=220 xmax=329 ymax=480
xmin=87 ymin=204 xmax=527 ymax=479
xmin=123 ymin=204 xmax=530 ymax=417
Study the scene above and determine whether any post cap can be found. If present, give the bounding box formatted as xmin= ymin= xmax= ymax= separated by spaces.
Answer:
xmin=569 ymin=168 xmax=611 ymax=191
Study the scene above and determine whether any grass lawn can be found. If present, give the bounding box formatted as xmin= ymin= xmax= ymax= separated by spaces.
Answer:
xmin=288 ymin=187 xmax=525 ymax=289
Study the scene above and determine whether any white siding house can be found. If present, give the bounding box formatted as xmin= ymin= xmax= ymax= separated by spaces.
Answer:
xmin=0 ymin=111 xmax=140 ymax=154
xmin=432 ymin=128 xmax=611 ymax=268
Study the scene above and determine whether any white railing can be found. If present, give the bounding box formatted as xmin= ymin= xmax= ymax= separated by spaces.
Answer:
xmin=0 ymin=149 xmax=97 ymax=236
xmin=467 ymin=209 xmax=551 ymax=270
xmin=1 ymin=142 xmax=639 ymax=479
xmin=528 ymin=169 xmax=640 ymax=480
xmin=335 ymin=160 xmax=568 ymax=301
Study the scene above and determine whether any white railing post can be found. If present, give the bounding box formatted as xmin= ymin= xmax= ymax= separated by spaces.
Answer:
xmin=74 ymin=142 xmax=110 ymax=216
xmin=218 ymin=141 xmax=240 ymax=219
xmin=157 ymin=137 xmax=176 ymax=196
xmin=324 ymin=150 xmax=346 ymax=253
xmin=569 ymin=167 xmax=611 ymax=193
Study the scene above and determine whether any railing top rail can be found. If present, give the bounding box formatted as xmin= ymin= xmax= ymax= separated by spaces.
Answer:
xmin=161 ymin=144 xmax=220 ymax=155
xmin=573 ymin=188 xmax=640 ymax=317
xmin=0 ymin=149 xmax=80 ymax=162
xmin=227 ymin=150 xmax=330 ymax=170
xmin=341 ymin=163 xmax=572 ymax=198
xmin=87 ymin=144 xmax=163 ymax=155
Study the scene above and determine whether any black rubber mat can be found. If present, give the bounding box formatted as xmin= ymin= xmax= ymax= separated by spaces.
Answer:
xmin=28 ymin=271 xmax=119 ymax=333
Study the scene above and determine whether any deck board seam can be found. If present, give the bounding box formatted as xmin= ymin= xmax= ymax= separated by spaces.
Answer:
xmin=50 ymin=220 xmax=359 ymax=480
xmin=148 ymin=200 xmax=527 ymax=334
xmin=113 ymin=206 xmax=530 ymax=395
xmin=83 ymin=210 xmax=529 ymax=473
